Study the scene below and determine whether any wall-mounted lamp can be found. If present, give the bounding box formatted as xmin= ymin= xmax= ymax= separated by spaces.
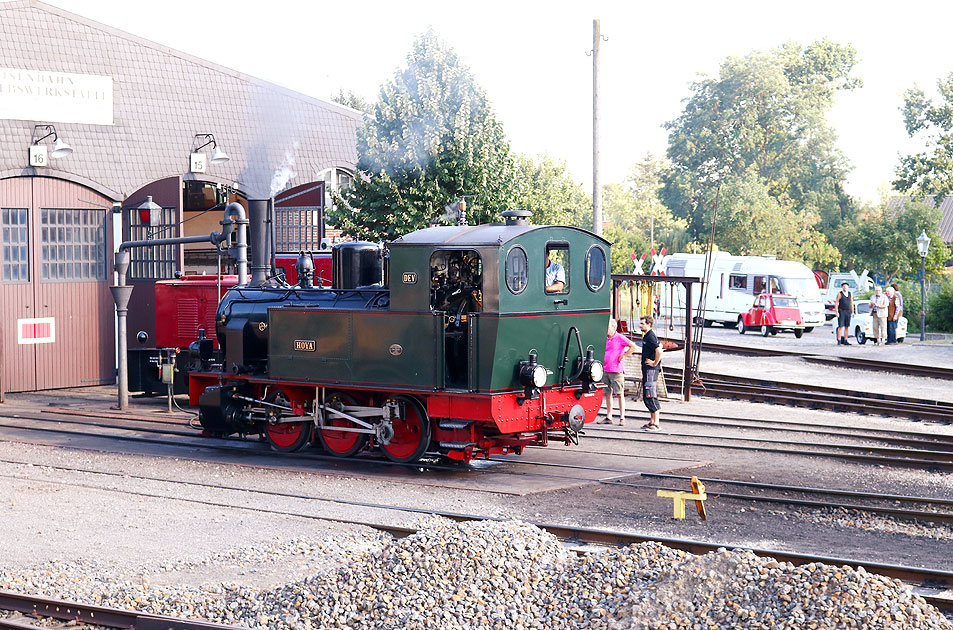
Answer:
xmin=137 ymin=195 xmax=162 ymax=227
xmin=189 ymin=133 xmax=229 ymax=173
xmin=29 ymin=124 xmax=73 ymax=167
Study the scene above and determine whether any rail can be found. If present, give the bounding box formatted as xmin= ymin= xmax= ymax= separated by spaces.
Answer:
xmin=665 ymin=367 xmax=953 ymax=423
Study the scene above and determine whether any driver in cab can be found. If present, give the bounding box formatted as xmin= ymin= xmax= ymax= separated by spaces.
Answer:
xmin=545 ymin=249 xmax=565 ymax=293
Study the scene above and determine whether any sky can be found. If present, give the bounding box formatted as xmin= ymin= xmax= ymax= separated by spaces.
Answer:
xmin=45 ymin=0 xmax=953 ymax=205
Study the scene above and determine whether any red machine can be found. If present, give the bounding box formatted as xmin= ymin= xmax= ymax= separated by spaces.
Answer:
xmin=155 ymin=275 xmax=237 ymax=349
xmin=130 ymin=252 xmax=334 ymax=395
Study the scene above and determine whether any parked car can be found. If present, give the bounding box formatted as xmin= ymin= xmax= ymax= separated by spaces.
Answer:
xmin=834 ymin=302 xmax=907 ymax=345
xmin=738 ymin=293 xmax=806 ymax=338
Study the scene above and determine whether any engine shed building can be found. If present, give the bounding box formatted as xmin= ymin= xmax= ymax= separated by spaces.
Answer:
xmin=0 ymin=0 xmax=362 ymax=394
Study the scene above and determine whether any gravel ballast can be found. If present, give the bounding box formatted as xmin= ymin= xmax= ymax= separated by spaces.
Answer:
xmin=1 ymin=519 xmax=949 ymax=629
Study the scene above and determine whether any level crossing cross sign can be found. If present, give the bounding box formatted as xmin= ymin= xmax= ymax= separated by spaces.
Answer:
xmin=631 ymin=253 xmax=646 ymax=275
xmin=650 ymin=248 xmax=667 ymax=275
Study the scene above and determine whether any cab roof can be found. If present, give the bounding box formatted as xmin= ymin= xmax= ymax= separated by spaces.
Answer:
xmin=390 ymin=224 xmax=608 ymax=247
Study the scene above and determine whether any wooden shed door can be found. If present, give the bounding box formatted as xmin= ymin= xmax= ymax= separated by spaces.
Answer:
xmin=0 ymin=177 xmax=37 ymax=392
xmin=31 ymin=180 xmax=114 ymax=390
xmin=0 ymin=176 xmax=114 ymax=392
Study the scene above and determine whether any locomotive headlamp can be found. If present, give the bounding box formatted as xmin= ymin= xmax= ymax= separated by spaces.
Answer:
xmin=518 ymin=353 xmax=547 ymax=388
xmin=531 ymin=364 xmax=547 ymax=387
xmin=580 ymin=349 xmax=603 ymax=395
xmin=517 ymin=353 xmax=547 ymax=403
xmin=586 ymin=358 xmax=604 ymax=382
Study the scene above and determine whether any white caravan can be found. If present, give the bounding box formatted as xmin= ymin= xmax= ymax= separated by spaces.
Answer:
xmin=662 ymin=252 xmax=826 ymax=330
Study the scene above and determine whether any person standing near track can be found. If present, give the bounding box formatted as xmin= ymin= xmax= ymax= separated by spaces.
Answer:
xmin=599 ymin=318 xmax=638 ymax=426
xmin=639 ymin=315 xmax=663 ymax=431
xmin=836 ymin=282 xmax=853 ymax=345
xmin=886 ymin=284 xmax=903 ymax=345
xmin=869 ymin=285 xmax=889 ymax=346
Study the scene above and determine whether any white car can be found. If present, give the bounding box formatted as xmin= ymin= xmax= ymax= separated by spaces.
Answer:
xmin=834 ymin=302 xmax=907 ymax=344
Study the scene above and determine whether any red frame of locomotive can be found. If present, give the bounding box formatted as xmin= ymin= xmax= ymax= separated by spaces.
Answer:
xmin=189 ymin=371 xmax=603 ymax=462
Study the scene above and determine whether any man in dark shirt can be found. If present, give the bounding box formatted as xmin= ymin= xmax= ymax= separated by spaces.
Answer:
xmin=639 ymin=315 xmax=663 ymax=430
xmin=836 ymin=282 xmax=853 ymax=346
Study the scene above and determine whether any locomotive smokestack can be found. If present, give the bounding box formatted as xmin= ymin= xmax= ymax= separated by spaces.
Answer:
xmin=248 ymin=199 xmax=270 ymax=286
xmin=502 ymin=209 xmax=532 ymax=226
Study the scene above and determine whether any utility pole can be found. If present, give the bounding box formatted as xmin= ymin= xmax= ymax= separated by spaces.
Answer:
xmin=592 ymin=19 xmax=603 ymax=236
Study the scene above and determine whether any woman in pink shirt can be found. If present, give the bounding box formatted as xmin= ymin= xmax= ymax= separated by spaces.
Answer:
xmin=599 ymin=318 xmax=638 ymax=425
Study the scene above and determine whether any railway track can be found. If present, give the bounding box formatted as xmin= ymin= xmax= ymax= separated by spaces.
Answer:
xmin=580 ymin=421 xmax=953 ymax=471
xmin=666 ymin=367 xmax=953 ymax=423
xmin=608 ymin=472 xmax=953 ymax=525
xmin=3 ymin=398 xmax=953 ymax=489
xmin=0 ymin=591 xmax=238 ymax=629
xmin=0 ymin=470 xmax=950 ymax=619
xmin=699 ymin=339 xmax=953 ymax=380
xmin=3 ymin=419 xmax=953 ymax=549
xmin=4 ymin=403 xmax=952 ymax=483
xmin=3 ymin=405 xmax=953 ymax=538
xmin=611 ymin=408 xmax=953 ymax=452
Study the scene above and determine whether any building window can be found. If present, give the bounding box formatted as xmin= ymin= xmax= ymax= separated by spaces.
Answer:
xmin=275 ymin=207 xmax=323 ymax=252
xmin=128 ymin=206 xmax=177 ymax=280
xmin=1 ymin=208 xmax=29 ymax=283
xmin=505 ymin=246 xmax=528 ymax=294
xmin=40 ymin=209 xmax=105 ymax=281
xmin=336 ymin=169 xmax=353 ymax=192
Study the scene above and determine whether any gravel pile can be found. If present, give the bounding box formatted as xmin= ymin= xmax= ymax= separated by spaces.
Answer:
xmin=0 ymin=519 xmax=949 ymax=629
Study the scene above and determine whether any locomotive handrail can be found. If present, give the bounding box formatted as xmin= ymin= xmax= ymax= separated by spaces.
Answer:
xmin=558 ymin=326 xmax=585 ymax=384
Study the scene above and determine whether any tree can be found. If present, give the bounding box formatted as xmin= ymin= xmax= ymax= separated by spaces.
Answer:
xmin=661 ymin=39 xmax=860 ymax=242
xmin=328 ymin=30 xmax=517 ymax=241
xmin=895 ymin=72 xmax=953 ymax=197
xmin=511 ymin=153 xmax=591 ymax=228
xmin=330 ymin=89 xmax=374 ymax=117
xmin=704 ymin=167 xmax=840 ymax=269
xmin=600 ymin=154 xmax=689 ymax=273
xmin=834 ymin=200 xmax=949 ymax=278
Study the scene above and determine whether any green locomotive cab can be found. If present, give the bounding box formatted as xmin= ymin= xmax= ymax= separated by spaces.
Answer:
xmin=387 ymin=212 xmax=611 ymax=395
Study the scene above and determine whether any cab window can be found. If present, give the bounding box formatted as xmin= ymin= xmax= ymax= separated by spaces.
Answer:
xmin=545 ymin=244 xmax=569 ymax=294
xmin=585 ymin=246 xmax=606 ymax=291
xmin=430 ymin=250 xmax=483 ymax=314
xmin=505 ymin=246 xmax=528 ymax=294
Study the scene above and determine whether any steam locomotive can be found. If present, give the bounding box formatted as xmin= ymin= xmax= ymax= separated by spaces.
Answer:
xmin=187 ymin=201 xmax=610 ymax=463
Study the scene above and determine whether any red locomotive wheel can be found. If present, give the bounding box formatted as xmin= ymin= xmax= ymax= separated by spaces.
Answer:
xmin=380 ymin=395 xmax=432 ymax=463
xmin=263 ymin=389 xmax=311 ymax=452
xmin=317 ymin=393 xmax=367 ymax=457
xmin=265 ymin=421 xmax=311 ymax=452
